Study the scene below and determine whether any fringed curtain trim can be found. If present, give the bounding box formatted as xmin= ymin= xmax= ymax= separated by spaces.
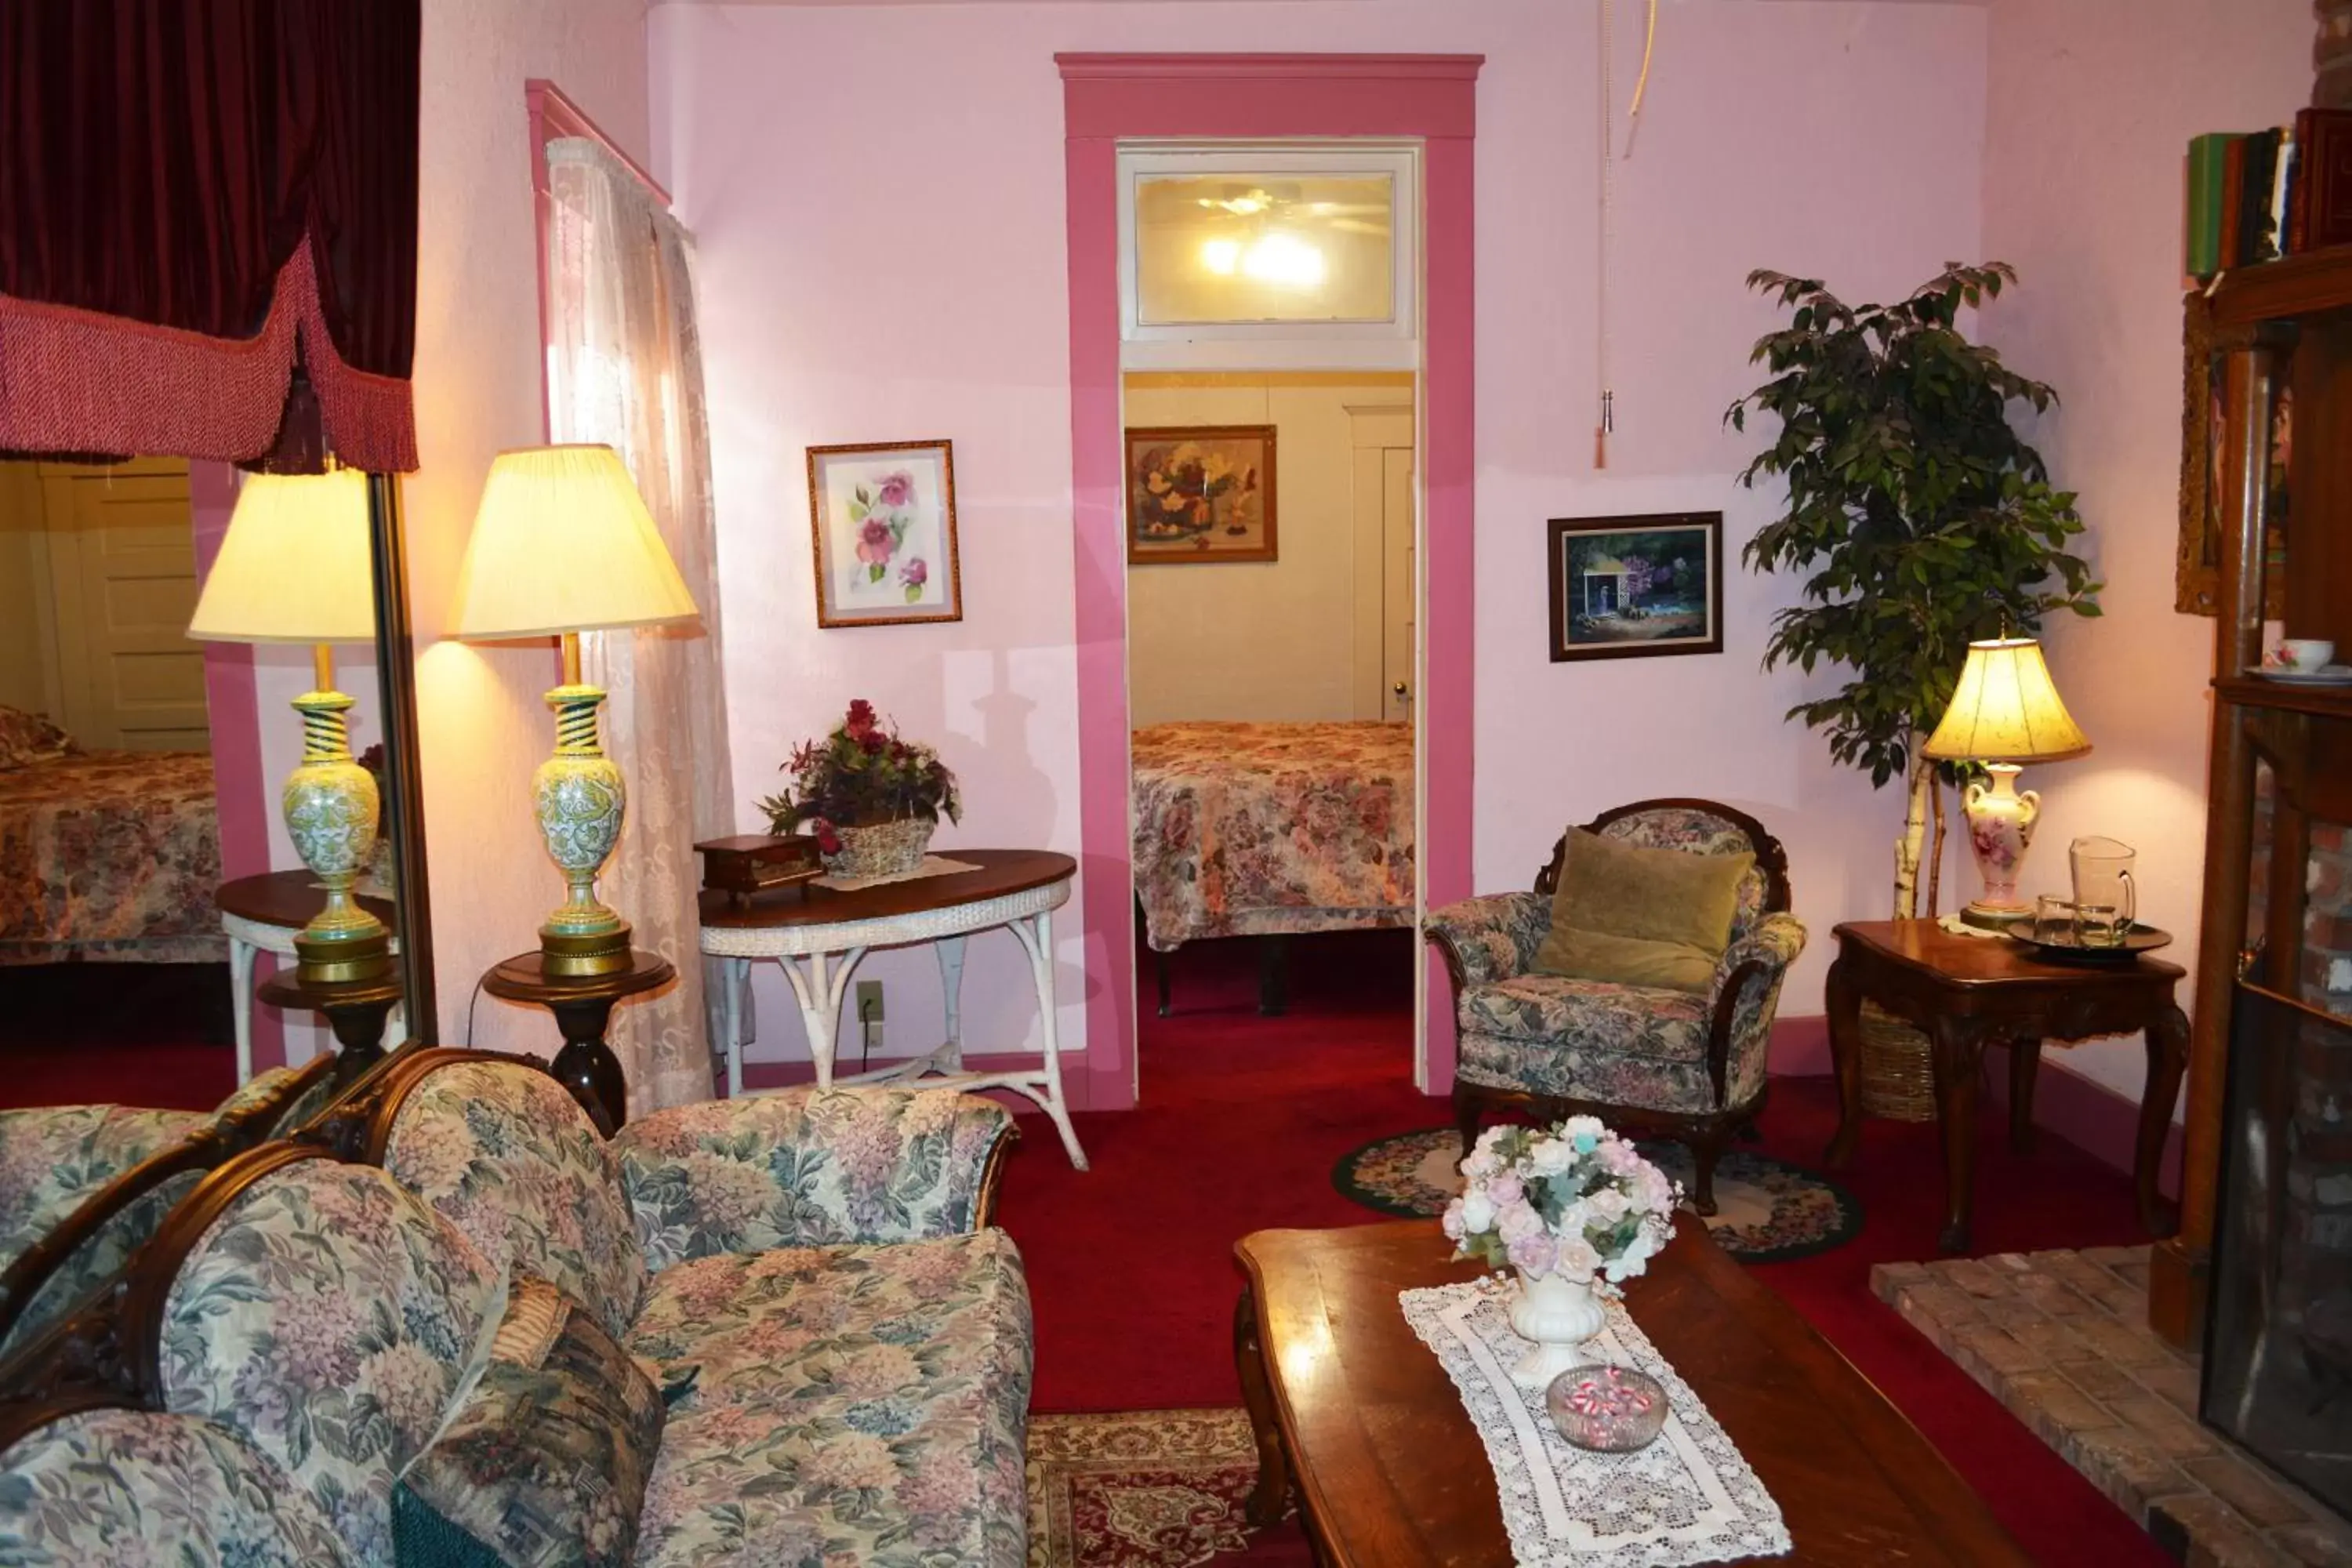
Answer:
xmin=0 ymin=238 xmax=416 ymax=473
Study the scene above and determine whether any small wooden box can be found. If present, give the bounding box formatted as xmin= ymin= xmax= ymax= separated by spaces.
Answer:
xmin=696 ymin=834 xmax=823 ymax=907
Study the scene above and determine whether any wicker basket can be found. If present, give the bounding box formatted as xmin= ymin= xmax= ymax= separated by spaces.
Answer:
xmin=821 ymin=817 xmax=935 ymax=880
xmin=1858 ymin=1000 xmax=1938 ymax=1121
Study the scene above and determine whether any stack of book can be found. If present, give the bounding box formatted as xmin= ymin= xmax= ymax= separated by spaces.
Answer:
xmin=2187 ymin=110 xmax=2352 ymax=278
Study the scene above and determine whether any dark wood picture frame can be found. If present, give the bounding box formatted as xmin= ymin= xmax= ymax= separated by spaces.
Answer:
xmin=1545 ymin=511 xmax=1724 ymax=662
xmin=806 ymin=438 xmax=964 ymax=629
xmin=1124 ymin=424 xmax=1279 ymax=564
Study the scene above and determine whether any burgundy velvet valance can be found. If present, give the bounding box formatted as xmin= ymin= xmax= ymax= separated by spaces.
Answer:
xmin=0 ymin=0 xmax=420 ymax=470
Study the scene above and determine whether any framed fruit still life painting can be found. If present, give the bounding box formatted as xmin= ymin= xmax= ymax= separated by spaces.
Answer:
xmin=1125 ymin=425 xmax=1277 ymax=564
xmin=807 ymin=439 xmax=962 ymax=628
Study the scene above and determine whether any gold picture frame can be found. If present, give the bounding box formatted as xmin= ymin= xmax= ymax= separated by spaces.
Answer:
xmin=1124 ymin=424 xmax=1278 ymax=564
xmin=807 ymin=439 xmax=963 ymax=628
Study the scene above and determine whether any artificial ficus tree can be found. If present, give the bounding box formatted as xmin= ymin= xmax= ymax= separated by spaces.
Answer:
xmin=1726 ymin=262 xmax=2101 ymax=918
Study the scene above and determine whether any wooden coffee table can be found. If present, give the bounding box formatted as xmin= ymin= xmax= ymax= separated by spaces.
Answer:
xmin=1233 ymin=1220 xmax=2027 ymax=1566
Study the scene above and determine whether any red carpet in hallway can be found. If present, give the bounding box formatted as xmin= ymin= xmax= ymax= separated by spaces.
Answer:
xmin=994 ymin=928 xmax=2172 ymax=1566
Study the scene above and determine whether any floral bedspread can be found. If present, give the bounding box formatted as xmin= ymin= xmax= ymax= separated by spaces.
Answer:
xmin=1131 ymin=720 xmax=1414 ymax=951
xmin=0 ymin=750 xmax=224 ymax=964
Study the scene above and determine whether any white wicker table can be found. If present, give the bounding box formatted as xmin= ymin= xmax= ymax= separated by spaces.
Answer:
xmin=699 ymin=849 xmax=1087 ymax=1169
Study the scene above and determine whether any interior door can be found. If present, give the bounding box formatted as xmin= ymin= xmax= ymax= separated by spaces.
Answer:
xmin=1381 ymin=447 xmax=1416 ymax=724
xmin=1348 ymin=402 xmax=1415 ymax=720
xmin=37 ymin=459 xmax=209 ymax=750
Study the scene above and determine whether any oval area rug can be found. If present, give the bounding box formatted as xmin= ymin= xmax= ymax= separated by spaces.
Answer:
xmin=1333 ymin=1128 xmax=1863 ymax=1264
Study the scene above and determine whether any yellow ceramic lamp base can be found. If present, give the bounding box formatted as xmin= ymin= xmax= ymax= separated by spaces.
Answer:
xmin=533 ymin=667 xmax=633 ymax=978
xmin=284 ymin=670 xmax=393 ymax=984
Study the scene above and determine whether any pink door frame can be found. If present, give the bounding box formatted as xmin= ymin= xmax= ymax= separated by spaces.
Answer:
xmin=1057 ymin=53 xmax=1482 ymax=1112
xmin=190 ymin=459 xmax=284 ymax=1071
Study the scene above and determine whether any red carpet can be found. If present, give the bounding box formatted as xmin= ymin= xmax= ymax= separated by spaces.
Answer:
xmin=0 ymin=963 xmax=234 ymax=1111
xmin=996 ymin=928 xmax=2173 ymax=1566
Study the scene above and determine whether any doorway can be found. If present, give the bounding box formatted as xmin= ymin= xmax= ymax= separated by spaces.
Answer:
xmin=1058 ymin=53 xmax=1483 ymax=1113
xmin=1123 ymin=368 xmax=1423 ymax=1090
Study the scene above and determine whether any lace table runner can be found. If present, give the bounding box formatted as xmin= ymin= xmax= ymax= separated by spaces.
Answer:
xmin=812 ymin=855 xmax=981 ymax=892
xmin=1401 ymin=1276 xmax=1791 ymax=1567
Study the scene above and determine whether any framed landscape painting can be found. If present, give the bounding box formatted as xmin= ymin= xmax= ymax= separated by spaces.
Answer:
xmin=807 ymin=439 xmax=962 ymax=628
xmin=1546 ymin=512 xmax=1724 ymax=662
xmin=1125 ymin=425 xmax=1278 ymax=564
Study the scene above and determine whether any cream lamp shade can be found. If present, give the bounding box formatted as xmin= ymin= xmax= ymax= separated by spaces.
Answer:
xmin=451 ymin=444 xmax=699 ymax=640
xmin=186 ymin=469 xmax=376 ymax=644
xmin=1920 ymin=637 xmax=2091 ymax=764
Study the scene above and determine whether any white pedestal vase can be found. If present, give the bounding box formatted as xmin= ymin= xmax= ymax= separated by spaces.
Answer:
xmin=1508 ymin=1270 xmax=1608 ymax=1389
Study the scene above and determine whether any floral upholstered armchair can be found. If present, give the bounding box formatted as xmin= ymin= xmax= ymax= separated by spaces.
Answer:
xmin=1425 ymin=799 xmax=1806 ymax=1214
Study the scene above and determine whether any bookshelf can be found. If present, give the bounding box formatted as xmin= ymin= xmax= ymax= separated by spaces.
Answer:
xmin=2156 ymin=260 xmax=2352 ymax=1347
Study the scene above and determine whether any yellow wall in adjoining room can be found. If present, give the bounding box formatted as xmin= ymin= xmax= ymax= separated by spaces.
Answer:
xmin=1123 ymin=372 xmax=1413 ymax=728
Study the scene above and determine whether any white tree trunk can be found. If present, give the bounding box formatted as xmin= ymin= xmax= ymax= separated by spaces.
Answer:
xmin=1892 ymin=753 xmax=1933 ymax=920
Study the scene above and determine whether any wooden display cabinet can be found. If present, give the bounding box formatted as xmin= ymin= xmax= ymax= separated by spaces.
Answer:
xmin=2156 ymin=250 xmax=2352 ymax=1347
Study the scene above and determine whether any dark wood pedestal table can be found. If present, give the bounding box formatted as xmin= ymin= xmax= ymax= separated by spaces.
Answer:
xmin=217 ymin=870 xmax=399 ymax=1087
xmin=1823 ymin=919 xmax=2190 ymax=1254
xmin=1232 ymin=1219 xmax=2029 ymax=1565
xmin=700 ymin=850 xmax=1087 ymax=1168
xmin=254 ymin=969 xmax=405 ymax=1101
xmin=481 ymin=950 xmax=674 ymax=1138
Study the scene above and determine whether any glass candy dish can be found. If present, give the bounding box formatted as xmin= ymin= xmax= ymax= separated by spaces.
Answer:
xmin=1545 ymin=1363 xmax=1669 ymax=1452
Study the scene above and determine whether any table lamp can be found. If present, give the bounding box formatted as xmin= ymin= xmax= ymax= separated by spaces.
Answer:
xmin=186 ymin=469 xmax=393 ymax=983
xmin=450 ymin=445 xmax=699 ymax=977
xmin=1920 ymin=636 xmax=2092 ymax=929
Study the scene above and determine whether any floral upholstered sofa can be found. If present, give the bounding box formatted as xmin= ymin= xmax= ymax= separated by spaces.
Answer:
xmin=0 ymin=1054 xmax=343 ymax=1355
xmin=0 ymin=1048 xmax=1029 ymax=1568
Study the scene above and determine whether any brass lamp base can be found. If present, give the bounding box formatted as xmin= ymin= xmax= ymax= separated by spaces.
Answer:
xmin=1958 ymin=902 xmax=2033 ymax=931
xmin=540 ymin=922 xmax=634 ymax=978
xmin=294 ymin=927 xmax=396 ymax=985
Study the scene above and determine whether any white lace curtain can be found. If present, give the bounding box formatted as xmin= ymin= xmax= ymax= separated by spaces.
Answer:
xmin=543 ymin=138 xmax=736 ymax=1113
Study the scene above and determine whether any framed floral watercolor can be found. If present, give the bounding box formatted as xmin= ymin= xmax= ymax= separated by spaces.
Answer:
xmin=807 ymin=439 xmax=963 ymax=628
xmin=1545 ymin=512 xmax=1724 ymax=662
xmin=1125 ymin=425 xmax=1278 ymax=564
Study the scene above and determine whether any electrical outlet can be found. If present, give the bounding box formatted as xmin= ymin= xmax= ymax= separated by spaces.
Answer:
xmin=855 ymin=981 xmax=885 ymax=1022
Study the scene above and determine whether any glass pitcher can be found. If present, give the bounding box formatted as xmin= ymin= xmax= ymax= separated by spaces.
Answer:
xmin=2069 ymin=837 xmax=2137 ymax=946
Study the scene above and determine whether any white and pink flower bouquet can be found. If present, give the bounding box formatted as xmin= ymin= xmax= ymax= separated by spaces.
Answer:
xmin=1442 ymin=1118 xmax=1679 ymax=1293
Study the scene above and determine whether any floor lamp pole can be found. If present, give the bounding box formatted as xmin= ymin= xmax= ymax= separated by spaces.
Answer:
xmin=365 ymin=471 xmax=439 ymax=1041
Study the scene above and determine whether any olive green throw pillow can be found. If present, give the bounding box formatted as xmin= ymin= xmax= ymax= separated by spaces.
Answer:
xmin=394 ymin=1276 xmax=664 ymax=1568
xmin=1530 ymin=829 xmax=1755 ymax=994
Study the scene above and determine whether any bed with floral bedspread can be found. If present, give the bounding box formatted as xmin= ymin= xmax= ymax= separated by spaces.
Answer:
xmin=0 ymin=750 xmax=224 ymax=964
xmin=1131 ymin=720 xmax=1414 ymax=953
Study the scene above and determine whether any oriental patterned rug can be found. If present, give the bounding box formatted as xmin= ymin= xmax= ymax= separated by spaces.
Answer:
xmin=1333 ymin=1128 xmax=1864 ymax=1265
xmin=1026 ymin=1408 xmax=1284 ymax=1568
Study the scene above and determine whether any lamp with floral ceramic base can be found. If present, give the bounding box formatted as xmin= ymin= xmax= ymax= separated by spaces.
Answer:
xmin=1920 ymin=636 xmax=2092 ymax=929
xmin=451 ymin=445 xmax=701 ymax=976
xmin=187 ymin=470 xmax=392 ymax=985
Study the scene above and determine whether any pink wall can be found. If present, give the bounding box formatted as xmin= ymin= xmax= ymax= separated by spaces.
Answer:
xmin=649 ymin=0 xmax=1993 ymax=1091
xmin=1978 ymin=0 xmax=2309 ymax=1113
xmin=189 ymin=461 xmax=285 ymax=1073
xmin=302 ymin=0 xmax=655 ymax=1053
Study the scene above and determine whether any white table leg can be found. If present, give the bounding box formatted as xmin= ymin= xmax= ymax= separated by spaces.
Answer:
xmin=387 ymin=1002 xmax=408 ymax=1048
xmin=776 ymin=946 xmax=865 ymax=1091
xmin=1009 ymin=908 xmax=1087 ymax=1170
xmin=722 ymin=956 xmax=750 ymax=1098
xmin=228 ymin=936 xmax=258 ymax=1086
xmin=936 ymin=935 xmax=967 ymax=1071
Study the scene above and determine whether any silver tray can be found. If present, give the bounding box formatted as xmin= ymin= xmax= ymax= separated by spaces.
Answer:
xmin=2005 ymin=922 xmax=2173 ymax=964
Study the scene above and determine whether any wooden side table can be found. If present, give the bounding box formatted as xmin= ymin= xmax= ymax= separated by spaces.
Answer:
xmin=481 ymin=950 xmax=674 ymax=1137
xmin=217 ymin=871 xmax=399 ymax=1086
xmin=253 ymin=970 xmax=404 ymax=1103
xmin=1824 ymin=919 xmax=2190 ymax=1254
